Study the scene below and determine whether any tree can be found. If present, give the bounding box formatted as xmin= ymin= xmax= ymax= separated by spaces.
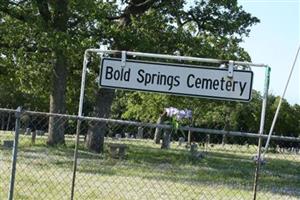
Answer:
xmin=85 ymin=0 xmax=260 ymax=152
xmin=1 ymin=0 xmax=260 ymax=151
xmin=0 ymin=0 xmax=114 ymax=145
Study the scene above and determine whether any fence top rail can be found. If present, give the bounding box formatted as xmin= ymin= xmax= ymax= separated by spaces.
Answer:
xmin=0 ymin=108 xmax=16 ymax=113
xmin=84 ymin=49 xmax=267 ymax=68
xmin=1 ymin=108 xmax=298 ymax=142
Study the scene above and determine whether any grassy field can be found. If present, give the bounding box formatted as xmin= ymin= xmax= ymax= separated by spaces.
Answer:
xmin=0 ymin=132 xmax=299 ymax=200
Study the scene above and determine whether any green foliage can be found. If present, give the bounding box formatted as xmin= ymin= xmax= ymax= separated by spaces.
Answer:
xmin=1 ymin=0 xmax=298 ymax=138
xmin=0 ymin=0 xmax=115 ymax=111
xmin=0 ymin=0 xmax=258 ymax=110
xmin=115 ymin=90 xmax=299 ymax=139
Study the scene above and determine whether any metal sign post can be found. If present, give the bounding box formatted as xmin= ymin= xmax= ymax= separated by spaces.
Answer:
xmin=71 ymin=49 xmax=269 ymax=200
xmin=252 ymin=66 xmax=270 ymax=200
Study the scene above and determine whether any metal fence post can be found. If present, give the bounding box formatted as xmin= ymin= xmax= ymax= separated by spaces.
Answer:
xmin=8 ymin=106 xmax=22 ymax=200
xmin=252 ymin=66 xmax=270 ymax=200
xmin=70 ymin=51 xmax=89 ymax=200
xmin=70 ymin=118 xmax=82 ymax=200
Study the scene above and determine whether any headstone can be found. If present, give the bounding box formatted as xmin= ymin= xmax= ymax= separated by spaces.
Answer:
xmin=108 ymin=143 xmax=127 ymax=159
xmin=137 ymin=127 xmax=144 ymax=139
xmin=36 ymin=130 xmax=45 ymax=136
xmin=25 ymin=128 xmax=31 ymax=135
xmin=190 ymin=143 xmax=198 ymax=153
xmin=161 ymin=130 xmax=171 ymax=149
xmin=125 ymin=132 xmax=130 ymax=138
xmin=3 ymin=140 xmax=14 ymax=148
xmin=115 ymin=134 xmax=121 ymax=139
xmin=31 ymin=131 xmax=36 ymax=144
xmin=190 ymin=143 xmax=204 ymax=159
xmin=178 ymin=137 xmax=185 ymax=146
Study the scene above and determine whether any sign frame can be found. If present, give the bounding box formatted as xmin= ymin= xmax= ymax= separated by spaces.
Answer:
xmin=99 ymin=57 xmax=254 ymax=102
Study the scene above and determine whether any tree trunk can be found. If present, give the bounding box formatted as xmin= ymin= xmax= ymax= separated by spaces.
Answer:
xmin=85 ymin=88 xmax=115 ymax=153
xmin=161 ymin=129 xmax=171 ymax=149
xmin=46 ymin=0 xmax=69 ymax=146
xmin=85 ymin=0 xmax=158 ymax=152
xmin=85 ymin=121 xmax=105 ymax=153
xmin=47 ymin=50 xmax=67 ymax=145
xmin=154 ymin=116 xmax=163 ymax=144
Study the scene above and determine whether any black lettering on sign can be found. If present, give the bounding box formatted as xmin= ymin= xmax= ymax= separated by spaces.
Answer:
xmin=137 ymin=69 xmax=145 ymax=83
xmin=105 ymin=66 xmax=131 ymax=82
xmin=136 ymin=69 xmax=181 ymax=90
xmin=105 ymin=66 xmax=113 ymax=80
xmin=187 ymin=74 xmax=195 ymax=88
xmin=185 ymin=74 xmax=248 ymax=97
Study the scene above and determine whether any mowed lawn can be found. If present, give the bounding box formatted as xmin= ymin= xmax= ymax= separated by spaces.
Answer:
xmin=0 ymin=132 xmax=299 ymax=200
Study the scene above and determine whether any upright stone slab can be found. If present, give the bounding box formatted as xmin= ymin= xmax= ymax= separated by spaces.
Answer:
xmin=36 ymin=130 xmax=45 ymax=136
xmin=125 ymin=132 xmax=130 ymax=138
xmin=161 ymin=129 xmax=171 ymax=149
xmin=25 ymin=128 xmax=31 ymax=135
xmin=137 ymin=127 xmax=144 ymax=139
xmin=190 ymin=143 xmax=204 ymax=159
xmin=190 ymin=143 xmax=198 ymax=153
xmin=178 ymin=137 xmax=185 ymax=146
xmin=31 ymin=131 xmax=36 ymax=144
xmin=115 ymin=134 xmax=121 ymax=139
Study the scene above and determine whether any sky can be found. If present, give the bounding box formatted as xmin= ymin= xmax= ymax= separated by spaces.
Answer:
xmin=238 ymin=0 xmax=300 ymax=105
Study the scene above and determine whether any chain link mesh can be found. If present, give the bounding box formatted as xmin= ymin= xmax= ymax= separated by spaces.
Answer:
xmin=0 ymin=109 xmax=299 ymax=199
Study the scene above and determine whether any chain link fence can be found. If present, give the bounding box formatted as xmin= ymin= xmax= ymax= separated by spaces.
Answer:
xmin=0 ymin=108 xmax=299 ymax=199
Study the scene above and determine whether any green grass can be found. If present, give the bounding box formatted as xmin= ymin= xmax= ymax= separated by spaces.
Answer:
xmin=0 ymin=132 xmax=299 ymax=200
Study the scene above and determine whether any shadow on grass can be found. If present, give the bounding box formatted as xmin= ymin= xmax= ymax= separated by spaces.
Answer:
xmin=1 ymin=136 xmax=299 ymax=198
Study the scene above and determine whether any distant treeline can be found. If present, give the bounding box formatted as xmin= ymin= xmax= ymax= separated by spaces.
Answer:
xmin=0 ymin=89 xmax=299 ymax=149
xmin=110 ymin=90 xmax=300 ymax=144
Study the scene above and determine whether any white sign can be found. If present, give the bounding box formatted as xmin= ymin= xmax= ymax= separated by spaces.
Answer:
xmin=100 ymin=58 xmax=253 ymax=101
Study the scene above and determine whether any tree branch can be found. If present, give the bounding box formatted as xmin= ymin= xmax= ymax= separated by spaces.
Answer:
xmin=35 ymin=0 xmax=52 ymax=26
xmin=107 ymin=0 xmax=160 ymax=25
xmin=106 ymin=15 xmax=124 ymax=21
xmin=0 ymin=42 xmax=50 ymax=53
xmin=0 ymin=7 xmax=28 ymax=22
xmin=8 ymin=0 xmax=29 ymax=7
xmin=53 ymin=0 xmax=68 ymax=31
xmin=129 ymin=0 xmax=154 ymax=7
xmin=188 ymin=11 xmax=202 ymax=35
xmin=0 ymin=1 xmax=37 ymax=24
